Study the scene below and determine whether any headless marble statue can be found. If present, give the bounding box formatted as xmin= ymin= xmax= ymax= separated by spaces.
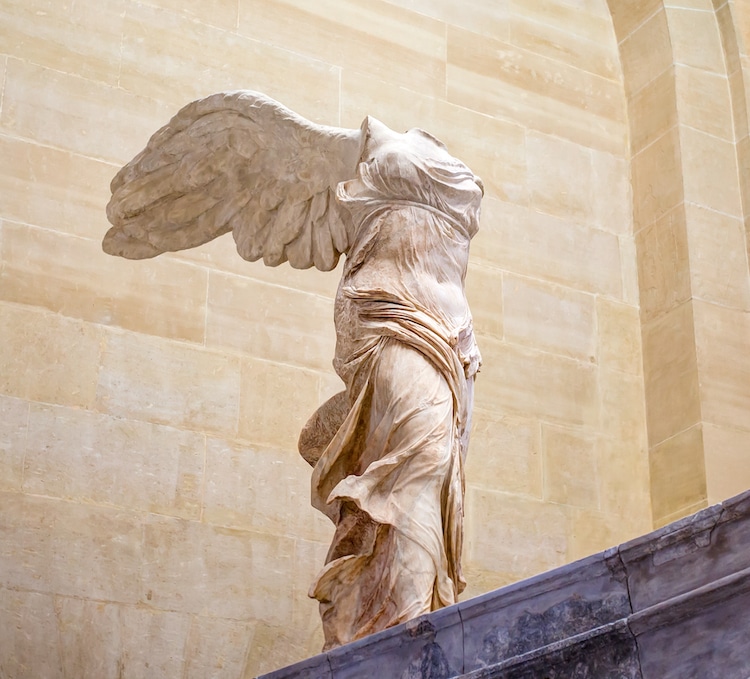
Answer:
xmin=104 ymin=91 xmax=483 ymax=650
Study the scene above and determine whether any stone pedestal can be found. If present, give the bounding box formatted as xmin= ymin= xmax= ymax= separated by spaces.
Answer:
xmin=259 ymin=488 xmax=750 ymax=678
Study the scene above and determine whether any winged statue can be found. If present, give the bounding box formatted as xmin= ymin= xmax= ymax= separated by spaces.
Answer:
xmin=104 ymin=90 xmax=484 ymax=650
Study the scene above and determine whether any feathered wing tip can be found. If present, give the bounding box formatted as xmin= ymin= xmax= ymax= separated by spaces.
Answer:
xmin=103 ymin=90 xmax=364 ymax=270
xmin=102 ymin=226 xmax=165 ymax=259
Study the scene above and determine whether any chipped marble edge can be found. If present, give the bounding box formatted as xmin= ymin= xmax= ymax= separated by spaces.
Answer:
xmin=457 ymin=546 xmax=625 ymax=623
xmin=618 ymin=488 xmax=750 ymax=563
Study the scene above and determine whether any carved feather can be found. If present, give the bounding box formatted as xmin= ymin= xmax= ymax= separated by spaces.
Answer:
xmin=104 ymin=91 xmax=363 ymax=271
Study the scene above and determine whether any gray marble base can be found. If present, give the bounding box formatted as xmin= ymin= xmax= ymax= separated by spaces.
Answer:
xmin=258 ymin=489 xmax=750 ymax=679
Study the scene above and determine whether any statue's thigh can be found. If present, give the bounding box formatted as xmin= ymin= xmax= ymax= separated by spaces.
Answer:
xmin=364 ymin=340 xmax=455 ymax=496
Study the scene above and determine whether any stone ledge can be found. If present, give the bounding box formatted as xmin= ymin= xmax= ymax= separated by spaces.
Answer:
xmin=258 ymin=488 xmax=750 ymax=679
xmin=462 ymin=620 xmax=640 ymax=679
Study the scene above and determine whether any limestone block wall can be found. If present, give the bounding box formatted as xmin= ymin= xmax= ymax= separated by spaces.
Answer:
xmin=609 ymin=0 xmax=750 ymax=526
xmin=0 ymin=0 xmax=666 ymax=676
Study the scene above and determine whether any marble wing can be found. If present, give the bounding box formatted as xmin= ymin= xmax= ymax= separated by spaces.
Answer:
xmin=104 ymin=91 xmax=362 ymax=271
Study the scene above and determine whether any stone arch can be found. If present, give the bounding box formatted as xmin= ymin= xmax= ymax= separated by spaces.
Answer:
xmin=607 ymin=0 xmax=750 ymax=525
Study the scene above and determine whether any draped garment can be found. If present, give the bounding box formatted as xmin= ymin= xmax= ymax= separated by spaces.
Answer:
xmin=308 ymin=118 xmax=483 ymax=650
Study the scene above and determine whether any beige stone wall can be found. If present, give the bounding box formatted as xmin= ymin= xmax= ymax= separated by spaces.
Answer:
xmin=610 ymin=0 xmax=750 ymax=526
xmin=2 ymin=0 xmax=746 ymax=676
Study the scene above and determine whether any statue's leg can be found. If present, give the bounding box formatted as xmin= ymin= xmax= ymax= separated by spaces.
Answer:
xmin=313 ymin=340 xmax=458 ymax=649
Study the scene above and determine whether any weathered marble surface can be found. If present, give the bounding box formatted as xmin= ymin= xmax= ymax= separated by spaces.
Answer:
xmin=259 ymin=488 xmax=750 ymax=678
xmin=620 ymin=490 xmax=750 ymax=610
xmin=104 ymin=90 xmax=483 ymax=650
xmin=464 ymin=621 xmax=642 ymax=679
xmin=460 ymin=548 xmax=629 ymax=669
